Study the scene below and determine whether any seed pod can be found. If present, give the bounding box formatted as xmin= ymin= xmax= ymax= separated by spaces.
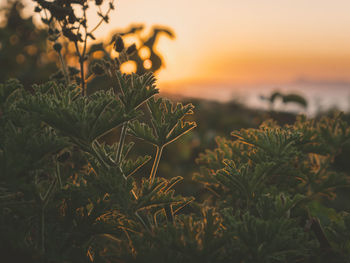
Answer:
xmin=114 ymin=35 xmax=124 ymax=52
xmin=126 ymin=44 xmax=137 ymax=55
xmin=53 ymin=42 xmax=62 ymax=53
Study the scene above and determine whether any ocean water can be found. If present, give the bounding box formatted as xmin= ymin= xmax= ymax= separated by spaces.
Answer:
xmin=163 ymin=83 xmax=350 ymax=116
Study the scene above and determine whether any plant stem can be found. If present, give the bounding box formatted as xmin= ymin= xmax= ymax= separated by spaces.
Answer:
xmin=56 ymin=162 xmax=63 ymax=189
xmin=58 ymin=50 xmax=69 ymax=85
xmin=164 ymin=204 xmax=174 ymax=223
xmin=79 ymin=56 xmax=86 ymax=96
xmin=74 ymin=41 xmax=86 ymax=96
xmin=149 ymin=146 xmax=163 ymax=184
xmin=116 ymin=122 xmax=128 ymax=164
xmin=89 ymin=0 xmax=115 ymax=34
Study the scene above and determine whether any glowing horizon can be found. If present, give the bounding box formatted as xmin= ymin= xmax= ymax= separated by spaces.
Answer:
xmin=26 ymin=0 xmax=350 ymax=89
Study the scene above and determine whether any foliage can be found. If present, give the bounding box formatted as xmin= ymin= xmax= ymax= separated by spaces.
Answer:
xmin=0 ymin=1 xmax=57 ymax=86
xmin=261 ymin=91 xmax=308 ymax=110
xmin=1 ymin=1 xmax=350 ymax=262
xmin=194 ymin=113 xmax=350 ymax=262
xmin=0 ymin=74 xmax=195 ymax=262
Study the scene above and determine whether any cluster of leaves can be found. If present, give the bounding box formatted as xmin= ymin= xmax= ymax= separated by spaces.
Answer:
xmin=3 ymin=73 xmax=350 ymax=262
xmin=193 ymin=114 xmax=350 ymax=262
xmin=0 ymin=70 xmax=195 ymax=262
xmin=33 ymin=0 xmax=117 ymax=95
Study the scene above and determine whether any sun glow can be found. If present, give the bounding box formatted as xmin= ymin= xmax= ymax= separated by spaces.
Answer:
xmin=120 ymin=61 xmax=137 ymax=74
xmin=24 ymin=0 xmax=350 ymax=90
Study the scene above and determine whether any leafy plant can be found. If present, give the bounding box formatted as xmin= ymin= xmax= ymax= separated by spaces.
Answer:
xmin=0 ymin=2 xmax=195 ymax=261
xmin=195 ymin=113 xmax=350 ymax=262
xmin=1 ymin=1 xmax=350 ymax=263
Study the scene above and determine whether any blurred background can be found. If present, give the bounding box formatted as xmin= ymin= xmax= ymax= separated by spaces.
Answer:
xmin=1 ymin=0 xmax=350 ymax=114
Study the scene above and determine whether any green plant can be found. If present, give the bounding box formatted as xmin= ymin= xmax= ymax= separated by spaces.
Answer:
xmin=0 ymin=1 xmax=196 ymax=261
xmin=2 ymin=1 xmax=350 ymax=262
xmin=194 ymin=113 xmax=350 ymax=262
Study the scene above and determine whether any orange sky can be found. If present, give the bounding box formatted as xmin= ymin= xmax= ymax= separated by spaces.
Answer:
xmin=28 ymin=0 xmax=350 ymax=89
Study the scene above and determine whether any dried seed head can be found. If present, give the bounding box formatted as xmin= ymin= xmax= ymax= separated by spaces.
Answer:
xmin=53 ymin=42 xmax=62 ymax=53
xmin=126 ymin=44 xmax=137 ymax=56
xmin=114 ymin=35 xmax=125 ymax=53
xmin=34 ymin=6 xmax=41 ymax=13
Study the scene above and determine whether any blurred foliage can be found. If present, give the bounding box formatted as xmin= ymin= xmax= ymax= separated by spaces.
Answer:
xmin=261 ymin=91 xmax=308 ymax=110
xmin=0 ymin=1 xmax=57 ymax=86
xmin=0 ymin=0 xmax=174 ymax=91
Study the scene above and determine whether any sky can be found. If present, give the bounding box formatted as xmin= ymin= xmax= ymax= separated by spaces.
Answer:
xmin=94 ymin=0 xmax=350 ymax=87
xmin=26 ymin=0 xmax=350 ymax=91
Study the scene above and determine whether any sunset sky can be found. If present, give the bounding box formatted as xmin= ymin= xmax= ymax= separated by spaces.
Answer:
xmin=90 ymin=0 xmax=350 ymax=87
xmin=26 ymin=0 xmax=350 ymax=91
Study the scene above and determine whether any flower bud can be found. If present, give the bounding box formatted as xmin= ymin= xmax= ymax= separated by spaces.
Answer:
xmin=126 ymin=44 xmax=137 ymax=55
xmin=53 ymin=42 xmax=62 ymax=53
xmin=114 ymin=35 xmax=124 ymax=53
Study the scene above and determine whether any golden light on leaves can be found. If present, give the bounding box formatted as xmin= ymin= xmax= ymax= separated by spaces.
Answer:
xmin=138 ymin=46 xmax=150 ymax=60
xmin=120 ymin=60 xmax=137 ymax=74
xmin=143 ymin=59 xmax=152 ymax=70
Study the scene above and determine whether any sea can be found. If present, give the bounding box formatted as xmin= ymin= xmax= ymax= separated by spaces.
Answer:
xmin=162 ymin=82 xmax=350 ymax=116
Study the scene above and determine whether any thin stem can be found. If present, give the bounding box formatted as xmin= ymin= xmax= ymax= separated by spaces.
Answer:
xmin=74 ymin=41 xmax=86 ymax=96
xmin=58 ymin=50 xmax=69 ymax=85
xmin=149 ymin=146 xmax=163 ymax=184
xmin=116 ymin=122 xmax=128 ymax=164
xmin=81 ymin=10 xmax=88 ymax=96
xmin=89 ymin=0 xmax=114 ymax=34
xmin=135 ymin=211 xmax=150 ymax=232
xmin=164 ymin=204 xmax=174 ymax=223
xmin=56 ymin=162 xmax=63 ymax=189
